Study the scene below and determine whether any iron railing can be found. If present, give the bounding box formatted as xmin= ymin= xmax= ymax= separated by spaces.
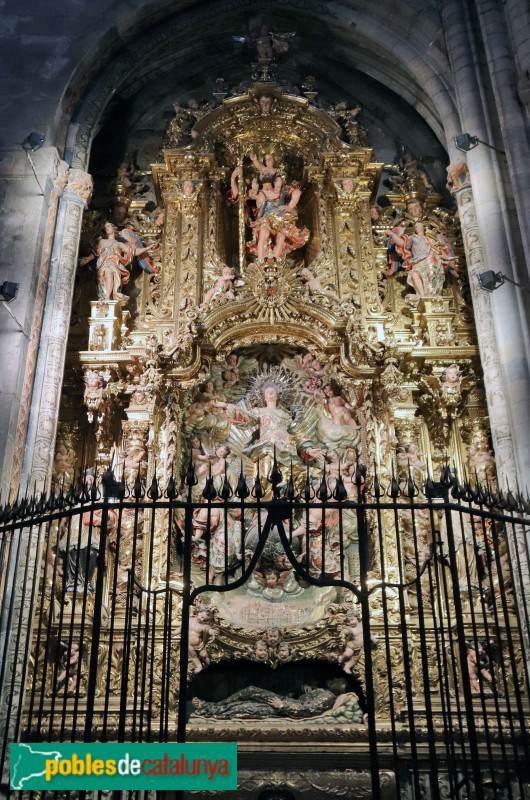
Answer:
xmin=0 ymin=460 xmax=529 ymax=799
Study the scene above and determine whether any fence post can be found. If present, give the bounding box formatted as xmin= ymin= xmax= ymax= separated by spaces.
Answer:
xmin=356 ymin=491 xmax=381 ymax=800
xmin=83 ymin=496 xmax=110 ymax=742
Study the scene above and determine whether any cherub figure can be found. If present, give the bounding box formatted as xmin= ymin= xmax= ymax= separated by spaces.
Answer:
xmin=265 ymin=627 xmax=283 ymax=651
xmin=83 ymin=369 xmax=104 ymax=423
xmin=325 ymin=450 xmax=356 ymax=493
xmin=254 ymin=639 xmax=269 ymax=662
xmin=467 ymin=642 xmax=493 ymax=693
xmin=195 ymin=444 xmax=231 ymax=478
xmin=277 ymin=642 xmax=292 ymax=662
xmin=300 ymin=267 xmax=340 ymax=302
xmin=56 ymin=642 xmax=82 ymax=696
xmin=440 ymin=363 xmax=462 ymax=406
xmin=182 ymin=179 xmax=195 ymax=197
xmin=185 ymin=381 xmax=219 ymax=426
xmin=338 ymin=609 xmax=378 ymax=674
xmin=262 ymin=571 xmax=285 ymax=600
xmin=338 ymin=609 xmax=364 ymax=674
xmin=323 ymin=383 xmax=357 ymax=420
xmin=249 ymin=152 xmax=278 ymax=182
xmin=188 ymin=606 xmax=217 ymax=673
xmin=397 ymin=443 xmax=427 ymax=471
xmin=191 ymin=505 xmax=222 ymax=544
xmin=258 ymin=94 xmax=274 ymax=114
xmin=203 ymin=266 xmax=236 ymax=306
xmin=468 ymin=443 xmax=496 ymax=482
xmin=53 ymin=442 xmax=76 ymax=479
xmin=116 ymin=444 xmax=146 ymax=471
xmin=189 ymin=435 xmax=211 ymax=469
xmin=222 ymin=353 xmax=241 ymax=387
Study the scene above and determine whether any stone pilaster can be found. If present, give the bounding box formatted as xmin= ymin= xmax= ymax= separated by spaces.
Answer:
xmin=473 ymin=0 xmax=530 ymax=279
xmin=22 ymin=168 xmax=93 ymax=490
xmin=449 ymin=162 xmax=517 ymax=488
xmin=443 ymin=0 xmax=530 ymax=484
xmin=451 ymin=162 xmax=530 ymax=662
xmin=8 ymin=156 xmax=69 ymax=499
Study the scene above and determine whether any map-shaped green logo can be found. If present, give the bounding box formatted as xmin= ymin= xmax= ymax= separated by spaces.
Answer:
xmin=11 ymin=743 xmax=62 ymax=789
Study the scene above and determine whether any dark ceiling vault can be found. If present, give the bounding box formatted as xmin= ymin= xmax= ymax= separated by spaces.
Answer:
xmin=81 ymin=0 xmax=445 ymax=188
xmin=81 ymin=1 xmax=450 ymax=183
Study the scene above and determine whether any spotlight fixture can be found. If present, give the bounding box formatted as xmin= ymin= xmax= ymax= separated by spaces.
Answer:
xmin=0 ymin=281 xmax=27 ymax=337
xmin=478 ymin=271 xmax=505 ymax=292
xmin=22 ymin=132 xmax=45 ymax=152
xmin=21 ymin=133 xmax=46 ymax=198
xmin=0 ymin=281 xmax=19 ymax=303
xmin=454 ymin=133 xmax=506 ymax=155
xmin=454 ymin=133 xmax=479 ymax=152
xmin=477 ymin=270 xmax=530 ymax=295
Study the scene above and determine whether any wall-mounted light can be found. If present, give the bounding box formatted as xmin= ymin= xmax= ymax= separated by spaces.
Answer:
xmin=22 ymin=132 xmax=45 ymax=152
xmin=21 ymin=132 xmax=46 ymax=198
xmin=478 ymin=270 xmax=530 ymax=295
xmin=0 ymin=281 xmax=19 ymax=303
xmin=454 ymin=133 xmax=506 ymax=155
xmin=478 ymin=271 xmax=505 ymax=292
xmin=0 ymin=281 xmax=28 ymax=338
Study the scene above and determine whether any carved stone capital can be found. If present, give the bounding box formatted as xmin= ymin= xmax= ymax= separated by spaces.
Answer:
xmin=447 ymin=159 xmax=471 ymax=194
xmin=64 ymin=169 xmax=93 ymax=208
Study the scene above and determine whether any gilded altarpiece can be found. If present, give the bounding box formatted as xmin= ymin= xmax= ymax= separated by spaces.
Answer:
xmin=49 ymin=81 xmax=509 ymax=755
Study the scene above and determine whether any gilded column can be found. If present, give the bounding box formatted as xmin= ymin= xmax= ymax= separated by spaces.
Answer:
xmin=120 ymin=412 xmax=151 ymax=583
xmin=175 ymin=180 xmax=203 ymax=334
xmin=22 ymin=169 xmax=93 ymax=490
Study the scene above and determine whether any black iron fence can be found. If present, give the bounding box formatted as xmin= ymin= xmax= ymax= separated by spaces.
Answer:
xmin=0 ymin=460 xmax=529 ymax=799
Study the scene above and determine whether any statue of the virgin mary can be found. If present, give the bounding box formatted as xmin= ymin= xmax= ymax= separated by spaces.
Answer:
xmin=215 ymin=367 xmax=299 ymax=478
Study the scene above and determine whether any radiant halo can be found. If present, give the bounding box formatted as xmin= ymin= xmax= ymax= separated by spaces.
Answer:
xmin=245 ymin=365 xmax=295 ymax=407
